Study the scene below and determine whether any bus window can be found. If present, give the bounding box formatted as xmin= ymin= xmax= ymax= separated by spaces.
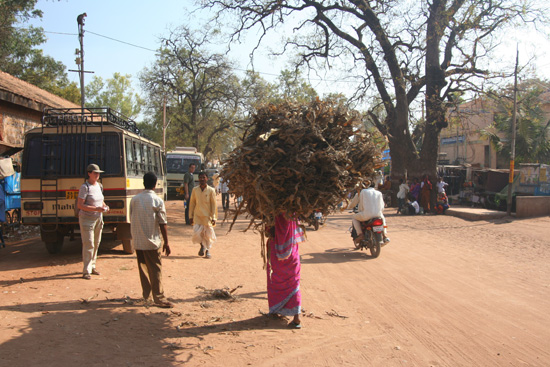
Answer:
xmin=153 ymin=148 xmax=161 ymax=175
xmin=182 ymin=157 xmax=201 ymax=172
xmin=142 ymin=144 xmax=150 ymax=172
xmin=23 ymin=135 xmax=42 ymax=177
xmin=133 ymin=141 xmax=142 ymax=174
xmin=146 ymin=145 xmax=154 ymax=172
xmin=166 ymin=156 xmax=184 ymax=174
xmin=103 ymin=135 xmax=122 ymax=173
xmin=149 ymin=146 xmax=155 ymax=172
xmin=22 ymin=133 xmax=122 ymax=177
xmin=125 ymin=138 xmax=135 ymax=176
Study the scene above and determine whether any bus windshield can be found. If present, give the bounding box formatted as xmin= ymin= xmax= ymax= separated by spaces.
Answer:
xmin=166 ymin=155 xmax=201 ymax=174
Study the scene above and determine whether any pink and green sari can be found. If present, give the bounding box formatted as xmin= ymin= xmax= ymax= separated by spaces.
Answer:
xmin=266 ymin=214 xmax=305 ymax=316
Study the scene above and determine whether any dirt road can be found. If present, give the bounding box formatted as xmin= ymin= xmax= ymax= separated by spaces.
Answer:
xmin=1 ymin=198 xmax=549 ymax=366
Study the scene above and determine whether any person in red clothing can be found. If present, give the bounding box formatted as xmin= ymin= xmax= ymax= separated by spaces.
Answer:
xmin=420 ymin=175 xmax=432 ymax=213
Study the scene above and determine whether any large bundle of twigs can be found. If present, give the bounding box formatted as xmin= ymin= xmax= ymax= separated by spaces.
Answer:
xmin=221 ymin=99 xmax=381 ymax=234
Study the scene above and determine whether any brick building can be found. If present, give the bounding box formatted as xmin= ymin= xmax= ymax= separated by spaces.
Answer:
xmin=0 ymin=70 xmax=79 ymax=164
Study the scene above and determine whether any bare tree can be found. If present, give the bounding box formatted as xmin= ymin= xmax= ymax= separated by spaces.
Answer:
xmin=140 ymin=26 xmax=243 ymax=161
xmin=202 ymin=0 xmax=546 ymax=180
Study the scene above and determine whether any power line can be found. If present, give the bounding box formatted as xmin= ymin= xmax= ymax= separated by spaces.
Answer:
xmin=44 ymin=30 xmax=76 ymax=36
xmin=86 ymin=30 xmax=157 ymax=52
xmin=19 ymin=26 xmax=357 ymax=84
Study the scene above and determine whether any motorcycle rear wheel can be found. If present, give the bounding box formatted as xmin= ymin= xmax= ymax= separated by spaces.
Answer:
xmin=369 ymin=232 xmax=381 ymax=258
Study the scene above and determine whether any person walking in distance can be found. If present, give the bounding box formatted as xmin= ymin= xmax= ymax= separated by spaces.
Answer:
xmin=77 ymin=164 xmax=109 ymax=280
xmin=189 ymin=171 xmax=218 ymax=259
xmin=218 ymin=177 xmax=230 ymax=210
xmin=130 ymin=172 xmax=173 ymax=308
xmin=183 ymin=163 xmax=196 ymax=225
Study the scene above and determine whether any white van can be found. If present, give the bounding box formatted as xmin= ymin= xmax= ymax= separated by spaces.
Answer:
xmin=165 ymin=147 xmax=204 ymax=199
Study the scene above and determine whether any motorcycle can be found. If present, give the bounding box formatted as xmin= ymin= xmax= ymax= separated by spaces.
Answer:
xmin=309 ymin=210 xmax=326 ymax=231
xmin=350 ymin=217 xmax=385 ymax=258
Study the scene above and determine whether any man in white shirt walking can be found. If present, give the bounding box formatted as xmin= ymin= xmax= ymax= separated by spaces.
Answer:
xmin=130 ymin=172 xmax=173 ymax=308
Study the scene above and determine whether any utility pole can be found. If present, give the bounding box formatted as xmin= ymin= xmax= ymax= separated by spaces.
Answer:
xmin=162 ymin=96 xmax=171 ymax=153
xmin=163 ymin=96 xmax=167 ymax=152
xmin=77 ymin=13 xmax=86 ymax=110
xmin=507 ymin=47 xmax=519 ymax=216
xmin=69 ymin=13 xmax=93 ymax=110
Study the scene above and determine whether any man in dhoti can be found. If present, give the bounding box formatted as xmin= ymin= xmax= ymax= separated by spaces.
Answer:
xmin=189 ymin=171 xmax=218 ymax=259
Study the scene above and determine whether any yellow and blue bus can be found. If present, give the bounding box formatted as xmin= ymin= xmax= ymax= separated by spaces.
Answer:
xmin=21 ymin=108 xmax=165 ymax=254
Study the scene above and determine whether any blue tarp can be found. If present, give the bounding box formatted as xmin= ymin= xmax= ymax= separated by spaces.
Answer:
xmin=1 ymin=172 xmax=20 ymax=211
xmin=0 ymin=182 xmax=5 ymax=222
xmin=4 ymin=172 xmax=20 ymax=194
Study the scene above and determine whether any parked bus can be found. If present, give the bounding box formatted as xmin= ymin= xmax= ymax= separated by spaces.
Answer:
xmin=21 ymin=108 xmax=165 ymax=254
xmin=165 ymin=147 xmax=203 ymax=200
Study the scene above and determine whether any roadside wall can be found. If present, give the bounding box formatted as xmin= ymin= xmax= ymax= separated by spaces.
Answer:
xmin=516 ymin=196 xmax=550 ymax=218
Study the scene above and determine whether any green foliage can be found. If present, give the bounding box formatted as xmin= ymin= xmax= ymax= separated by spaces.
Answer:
xmin=273 ymin=69 xmax=317 ymax=104
xmin=85 ymin=73 xmax=143 ymax=120
xmin=48 ymin=79 xmax=80 ymax=105
xmin=0 ymin=0 xmax=80 ymax=104
xmin=0 ymin=0 xmax=42 ymax=64
xmin=483 ymin=79 xmax=550 ymax=164
xmin=139 ymin=26 xmax=246 ymax=160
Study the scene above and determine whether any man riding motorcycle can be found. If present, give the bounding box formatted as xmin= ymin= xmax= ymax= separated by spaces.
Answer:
xmin=347 ymin=179 xmax=390 ymax=245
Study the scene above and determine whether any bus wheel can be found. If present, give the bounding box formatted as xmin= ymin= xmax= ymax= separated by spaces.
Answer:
xmin=44 ymin=235 xmax=64 ymax=254
xmin=41 ymin=226 xmax=64 ymax=254
xmin=122 ymin=239 xmax=134 ymax=254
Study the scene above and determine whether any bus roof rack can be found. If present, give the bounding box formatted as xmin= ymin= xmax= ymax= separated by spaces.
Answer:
xmin=42 ymin=107 xmax=143 ymax=136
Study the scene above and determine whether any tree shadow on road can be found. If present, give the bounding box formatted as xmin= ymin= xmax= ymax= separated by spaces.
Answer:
xmin=0 ymin=298 xmax=186 ymax=366
xmin=301 ymin=247 xmax=376 ymax=264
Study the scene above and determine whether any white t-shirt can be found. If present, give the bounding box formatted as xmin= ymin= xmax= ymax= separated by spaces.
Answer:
xmin=78 ymin=181 xmax=104 ymax=219
xmin=437 ymin=181 xmax=448 ymax=193
xmin=397 ymin=183 xmax=410 ymax=199
xmin=218 ymin=179 xmax=229 ymax=194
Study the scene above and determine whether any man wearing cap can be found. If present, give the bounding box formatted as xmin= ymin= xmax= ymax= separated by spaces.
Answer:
xmin=77 ymin=164 xmax=109 ymax=280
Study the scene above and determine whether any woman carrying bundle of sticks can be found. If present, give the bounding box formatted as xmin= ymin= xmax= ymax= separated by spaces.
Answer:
xmin=266 ymin=213 xmax=305 ymax=329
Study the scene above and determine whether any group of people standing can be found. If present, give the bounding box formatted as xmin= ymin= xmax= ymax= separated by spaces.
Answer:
xmin=396 ymin=175 xmax=450 ymax=215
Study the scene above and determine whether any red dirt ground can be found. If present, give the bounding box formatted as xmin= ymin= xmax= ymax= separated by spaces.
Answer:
xmin=1 ymin=198 xmax=549 ymax=366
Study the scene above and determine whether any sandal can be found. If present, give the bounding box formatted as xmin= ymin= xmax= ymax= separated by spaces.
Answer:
xmin=288 ymin=321 xmax=302 ymax=329
xmin=154 ymin=301 xmax=174 ymax=309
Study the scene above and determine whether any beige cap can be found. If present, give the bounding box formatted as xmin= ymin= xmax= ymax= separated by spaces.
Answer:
xmin=87 ymin=164 xmax=104 ymax=173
